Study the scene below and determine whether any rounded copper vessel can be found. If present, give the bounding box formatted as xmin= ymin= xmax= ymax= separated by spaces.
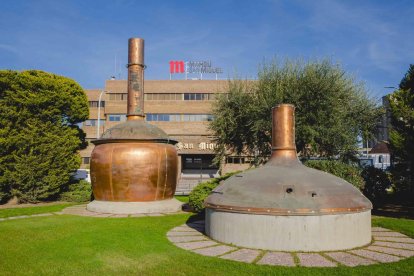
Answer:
xmin=205 ymin=104 xmax=372 ymax=215
xmin=90 ymin=120 xmax=178 ymax=202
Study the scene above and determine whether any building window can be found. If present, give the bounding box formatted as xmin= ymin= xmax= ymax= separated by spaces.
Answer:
xmin=226 ymin=156 xmax=255 ymax=164
xmin=108 ymin=114 xmax=126 ymax=122
xmin=83 ymin=120 xmax=105 ymax=127
xmin=145 ymin=113 xmax=214 ymax=122
xmin=82 ymin=157 xmax=90 ymax=164
xmin=108 ymin=93 xmax=128 ymax=101
xmin=89 ymin=101 xmax=105 ymax=108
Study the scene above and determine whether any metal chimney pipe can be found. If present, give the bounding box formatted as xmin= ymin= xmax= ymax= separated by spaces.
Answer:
xmin=269 ymin=104 xmax=299 ymax=164
xmin=127 ymin=38 xmax=145 ymax=120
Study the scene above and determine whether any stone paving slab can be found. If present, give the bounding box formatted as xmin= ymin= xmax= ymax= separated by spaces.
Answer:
xmin=0 ymin=218 xmax=5 ymax=221
xmin=175 ymin=240 xmax=218 ymax=250
xmin=256 ymin=252 xmax=295 ymax=266
xmin=171 ymin=226 xmax=202 ymax=233
xmin=350 ymin=249 xmax=402 ymax=263
xmin=220 ymin=249 xmax=261 ymax=263
xmin=193 ymin=245 xmax=236 ymax=257
xmin=167 ymin=231 xmax=204 ymax=237
xmin=372 ymin=231 xmax=408 ymax=237
xmin=326 ymin=252 xmax=376 ymax=267
xmin=146 ymin=213 xmax=165 ymax=217
xmin=130 ymin=214 xmax=147 ymax=217
xmin=168 ymin=235 xmax=207 ymax=243
xmin=372 ymin=227 xmax=392 ymax=232
xmin=30 ymin=213 xmax=53 ymax=217
xmin=297 ymin=253 xmax=337 ymax=267
xmin=373 ymin=241 xmax=414 ymax=250
xmin=89 ymin=213 xmax=112 ymax=217
xmin=109 ymin=214 xmax=129 ymax=218
xmin=8 ymin=215 xmax=30 ymax=220
xmin=366 ymin=245 xmax=414 ymax=257
xmin=374 ymin=236 xmax=414 ymax=243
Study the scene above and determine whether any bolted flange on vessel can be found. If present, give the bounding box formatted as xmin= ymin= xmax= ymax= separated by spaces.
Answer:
xmin=205 ymin=104 xmax=372 ymax=251
xmin=87 ymin=38 xmax=182 ymax=214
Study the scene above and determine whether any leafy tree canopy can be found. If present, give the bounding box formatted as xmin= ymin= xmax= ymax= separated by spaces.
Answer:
xmin=0 ymin=70 xmax=88 ymax=203
xmin=210 ymin=59 xmax=382 ymax=164
xmin=387 ymin=64 xmax=414 ymax=195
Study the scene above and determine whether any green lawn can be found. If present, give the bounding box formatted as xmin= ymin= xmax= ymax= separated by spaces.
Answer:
xmin=0 ymin=203 xmax=76 ymax=218
xmin=0 ymin=209 xmax=413 ymax=275
xmin=174 ymin=195 xmax=189 ymax=203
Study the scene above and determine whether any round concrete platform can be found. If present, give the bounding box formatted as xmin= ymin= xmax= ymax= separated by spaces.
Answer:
xmin=86 ymin=199 xmax=183 ymax=214
xmin=167 ymin=221 xmax=414 ymax=267
xmin=206 ymin=209 xmax=371 ymax=252
xmin=61 ymin=204 xmax=185 ymax=217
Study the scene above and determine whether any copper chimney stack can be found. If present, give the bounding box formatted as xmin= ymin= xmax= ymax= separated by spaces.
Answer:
xmin=269 ymin=104 xmax=298 ymax=163
xmin=127 ymin=38 xmax=145 ymax=120
xmin=205 ymin=104 xmax=372 ymax=252
xmin=87 ymin=38 xmax=182 ymax=214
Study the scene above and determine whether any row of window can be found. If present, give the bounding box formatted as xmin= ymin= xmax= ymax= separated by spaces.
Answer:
xmin=108 ymin=93 xmax=128 ymax=101
xmin=145 ymin=93 xmax=217 ymax=101
xmin=108 ymin=114 xmax=127 ymax=122
xmin=103 ymin=93 xmax=217 ymax=102
xmin=89 ymin=101 xmax=105 ymax=108
xmin=81 ymin=113 xmax=213 ymax=126
xmin=146 ymin=113 xmax=214 ymax=122
xmin=225 ymin=156 xmax=256 ymax=164
xmin=84 ymin=119 xmax=106 ymax=126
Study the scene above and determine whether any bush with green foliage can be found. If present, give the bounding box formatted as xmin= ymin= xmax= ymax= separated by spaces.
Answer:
xmin=304 ymin=160 xmax=365 ymax=190
xmin=361 ymin=166 xmax=391 ymax=203
xmin=60 ymin=180 xmax=92 ymax=202
xmin=188 ymin=171 xmax=240 ymax=212
xmin=0 ymin=70 xmax=88 ymax=203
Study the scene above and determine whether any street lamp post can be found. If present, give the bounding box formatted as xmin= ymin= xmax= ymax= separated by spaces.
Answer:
xmin=96 ymin=90 xmax=107 ymax=139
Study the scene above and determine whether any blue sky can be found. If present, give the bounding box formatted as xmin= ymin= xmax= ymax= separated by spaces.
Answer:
xmin=1 ymin=0 xmax=413 ymax=99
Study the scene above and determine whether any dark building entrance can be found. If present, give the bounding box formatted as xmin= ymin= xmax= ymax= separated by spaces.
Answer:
xmin=181 ymin=154 xmax=218 ymax=171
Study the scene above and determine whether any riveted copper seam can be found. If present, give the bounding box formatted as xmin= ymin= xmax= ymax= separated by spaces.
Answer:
xmin=127 ymin=38 xmax=145 ymax=120
xmin=204 ymin=203 xmax=371 ymax=216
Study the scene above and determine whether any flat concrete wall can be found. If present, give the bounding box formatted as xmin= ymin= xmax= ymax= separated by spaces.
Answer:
xmin=206 ymin=209 xmax=371 ymax=252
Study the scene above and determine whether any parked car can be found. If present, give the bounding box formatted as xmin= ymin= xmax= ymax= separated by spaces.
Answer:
xmin=73 ymin=169 xmax=91 ymax=183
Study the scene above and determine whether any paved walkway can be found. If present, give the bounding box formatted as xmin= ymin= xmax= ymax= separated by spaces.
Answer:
xmin=0 ymin=213 xmax=57 ymax=221
xmin=0 ymin=204 xmax=186 ymax=221
xmin=167 ymin=221 xmax=414 ymax=267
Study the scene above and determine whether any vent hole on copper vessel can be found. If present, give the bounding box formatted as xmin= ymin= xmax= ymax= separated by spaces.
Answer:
xmin=286 ymin=188 xmax=293 ymax=194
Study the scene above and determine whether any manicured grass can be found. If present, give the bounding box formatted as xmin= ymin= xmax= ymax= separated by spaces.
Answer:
xmin=0 ymin=203 xmax=76 ymax=218
xmin=174 ymin=195 xmax=189 ymax=203
xmin=0 ymin=213 xmax=413 ymax=275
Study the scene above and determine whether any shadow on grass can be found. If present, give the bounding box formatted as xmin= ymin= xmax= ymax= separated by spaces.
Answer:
xmin=372 ymin=194 xmax=414 ymax=220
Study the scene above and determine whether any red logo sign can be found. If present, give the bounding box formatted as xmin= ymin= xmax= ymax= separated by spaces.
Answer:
xmin=169 ymin=61 xmax=185 ymax=74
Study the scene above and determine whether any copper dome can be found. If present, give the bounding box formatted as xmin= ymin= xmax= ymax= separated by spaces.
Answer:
xmin=92 ymin=120 xmax=177 ymax=145
xmin=205 ymin=104 xmax=372 ymax=216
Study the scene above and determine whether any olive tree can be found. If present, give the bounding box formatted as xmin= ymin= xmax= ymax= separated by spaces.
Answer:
xmin=210 ymin=59 xmax=382 ymax=165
